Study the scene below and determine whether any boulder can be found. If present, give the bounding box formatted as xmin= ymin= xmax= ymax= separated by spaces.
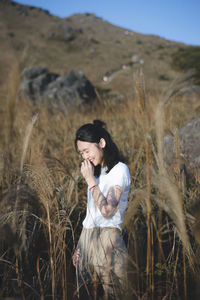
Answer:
xmin=163 ymin=116 xmax=200 ymax=181
xmin=20 ymin=67 xmax=97 ymax=110
xmin=21 ymin=67 xmax=59 ymax=101
xmin=21 ymin=66 xmax=48 ymax=80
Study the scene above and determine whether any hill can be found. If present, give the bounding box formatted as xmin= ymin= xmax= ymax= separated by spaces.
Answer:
xmin=0 ymin=0 xmax=193 ymax=100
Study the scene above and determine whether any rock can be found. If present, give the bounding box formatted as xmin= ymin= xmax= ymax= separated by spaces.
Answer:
xmin=179 ymin=86 xmax=200 ymax=95
xmin=20 ymin=67 xmax=59 ymax=101
xmin=177 ymin=86 xmax=200 ymax=105
xmin=163 ymin=116 xmax=200 ymax=181
xmin=61 ymin=24 xmax=76 ymax=41
xmin=46 ymin=24 xmax=83 ymax=42
xmin=20 ymin=67 xmax=97 ymax=110
xmin=21 ymin=66 xmax=48 ymax=80
xmin=44 ymin=71 xmax=97 ymax=105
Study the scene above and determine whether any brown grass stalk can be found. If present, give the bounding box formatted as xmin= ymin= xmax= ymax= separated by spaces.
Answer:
xmin=154 ymin=84 xmax=194 ymax=263
xmin=6 ymin=61 xmax=21 ymax=147
xmin=20 ymin=114 xmax=38 ymax=174
xmin=134 ymin=69 xmax=154 ymax=296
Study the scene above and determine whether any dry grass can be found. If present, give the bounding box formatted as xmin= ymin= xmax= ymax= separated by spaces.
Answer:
xmin=0 ymin=62 xmax=200 ymax=299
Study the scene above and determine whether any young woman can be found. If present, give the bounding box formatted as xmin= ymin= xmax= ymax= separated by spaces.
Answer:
xmin=73 ymin=120 xmax=131 ymax=299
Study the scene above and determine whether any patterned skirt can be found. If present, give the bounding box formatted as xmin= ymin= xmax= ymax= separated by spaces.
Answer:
xmin=75 ymin=226 xmax=128 ymax=300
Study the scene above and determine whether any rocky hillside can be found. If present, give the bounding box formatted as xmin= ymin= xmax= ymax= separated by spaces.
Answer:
xmin=0 ymin=0 xmax=199 ymax=101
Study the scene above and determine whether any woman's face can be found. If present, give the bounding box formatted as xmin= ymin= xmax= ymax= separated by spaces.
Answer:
xmin=77 ymin=140 xmax=105 ymax=167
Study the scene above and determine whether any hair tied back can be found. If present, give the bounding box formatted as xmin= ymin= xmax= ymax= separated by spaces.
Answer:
xmin=93 ymin=119 xmax=106 ymax=128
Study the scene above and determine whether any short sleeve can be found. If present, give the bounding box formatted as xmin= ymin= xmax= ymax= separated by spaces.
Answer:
xmin=107 ymin=163 xmax=130 ymax=191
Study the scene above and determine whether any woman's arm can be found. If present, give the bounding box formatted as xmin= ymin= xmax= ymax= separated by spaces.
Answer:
xmin=91 ymin=185 xmax=123 ymax=218
xmin=80 ymin=159 xmax=124 ymax=218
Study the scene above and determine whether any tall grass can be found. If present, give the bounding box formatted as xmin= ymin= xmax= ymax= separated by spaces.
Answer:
xmin=0 ymin=63 xmax=200 ymax=299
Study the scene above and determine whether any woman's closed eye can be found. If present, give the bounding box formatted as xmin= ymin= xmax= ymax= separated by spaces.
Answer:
xmin=80 ymin=150 xmax=89 ymax=156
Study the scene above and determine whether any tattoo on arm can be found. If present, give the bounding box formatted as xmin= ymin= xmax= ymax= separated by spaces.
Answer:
xmin=91 ymin=185 xmax=123 ymax=218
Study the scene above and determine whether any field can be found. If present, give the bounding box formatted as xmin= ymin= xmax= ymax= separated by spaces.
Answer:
xmin=0 ymin=59 xmax=200 ymax=300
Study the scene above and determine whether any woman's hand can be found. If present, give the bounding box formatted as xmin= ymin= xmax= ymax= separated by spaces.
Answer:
xmin=81 ymin=159 xmax=96 ymax=188
xmin=72 ymin=248 xmax=80 ymax=267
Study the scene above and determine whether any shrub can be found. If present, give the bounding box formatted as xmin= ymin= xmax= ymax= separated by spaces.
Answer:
xmin=171 ymin=46 xmax=200 ymax=85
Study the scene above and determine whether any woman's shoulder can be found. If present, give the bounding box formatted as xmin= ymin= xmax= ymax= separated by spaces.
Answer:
xmin=107 ymin=162 xmax=130 ymax=187
xmin=110 ymin=162 xmax=130 ymax=175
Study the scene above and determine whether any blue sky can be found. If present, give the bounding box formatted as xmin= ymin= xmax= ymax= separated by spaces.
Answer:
xmin=14 ymin=0 xmax=200 ymax=46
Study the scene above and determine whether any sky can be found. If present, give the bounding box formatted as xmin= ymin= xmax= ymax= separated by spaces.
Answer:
xmin=14 ymin=0 xmax=200 ymax=46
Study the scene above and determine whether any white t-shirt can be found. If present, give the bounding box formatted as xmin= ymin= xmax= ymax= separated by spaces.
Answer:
xmin=82 ymin=162 xmax=131 ymax=230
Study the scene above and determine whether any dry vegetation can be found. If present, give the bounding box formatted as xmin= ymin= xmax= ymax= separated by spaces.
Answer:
xmin=1 ymin=2 xmax=200 ymax=299
xmin=0 ymin=56 xmax=200 ymax=300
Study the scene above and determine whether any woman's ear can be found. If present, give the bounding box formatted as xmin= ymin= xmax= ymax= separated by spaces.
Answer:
xmin=99 ymin=138 xmax=106 ymax=149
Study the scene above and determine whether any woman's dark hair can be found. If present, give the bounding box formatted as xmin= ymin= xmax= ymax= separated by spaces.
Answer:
xmin=75 ymin=120 xmax=125 ymax=177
